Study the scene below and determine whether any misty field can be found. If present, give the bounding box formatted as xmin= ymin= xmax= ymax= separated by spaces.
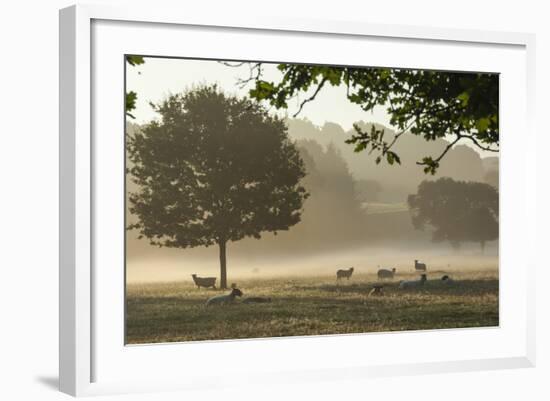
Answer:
xmin=125 ymin=267 xmax=498 ymax=344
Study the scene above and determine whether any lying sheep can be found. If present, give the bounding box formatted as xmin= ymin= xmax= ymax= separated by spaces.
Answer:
xmin=242 ymin=296 xmax=272 ymax=304
xmin=205 ymin=287 xmax=243 ymax=306
xmin=377 ymin=267 xmax=396 ymax=280
xmin=336 ymin=267 xmax=354 ymax=281
xmin=191 ymin=274 xmax=217 ymax=289
xmin=369 ymin=284 xmax=384 ymax=296
xmin=399 ymin=273 xmax=427 ymax=289
xmin=441 ymin=275 xmax=454 ymax=285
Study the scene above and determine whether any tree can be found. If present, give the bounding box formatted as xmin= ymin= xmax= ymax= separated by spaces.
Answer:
xmin=127 ymin=85 xmax=309 ymax=288
xmin=407 ymin=178 xmax=498 ymax=251
xmin=295 ymin=140 xmax=368 ymax=244
xmin=240 ymin=63 xmax=498 ymax=174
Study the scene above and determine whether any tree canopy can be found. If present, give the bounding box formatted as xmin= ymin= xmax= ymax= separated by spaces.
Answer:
xmin=295 ymin=140 xmax=368 ymax=244
xmin=243 ymin=63 xmax=498 ymax=174
xmin=127 ymin=85 xmax=309 ymax=288
xmin=407 ymin=178 xmax=498 ymax=251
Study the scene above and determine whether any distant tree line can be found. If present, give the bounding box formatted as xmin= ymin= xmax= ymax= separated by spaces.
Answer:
xmin=408 ymin=177 xmax=498 ymax=251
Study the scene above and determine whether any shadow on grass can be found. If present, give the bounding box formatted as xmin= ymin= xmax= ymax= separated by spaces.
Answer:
xmin=285 ymin=278 xmax=498 ymax=296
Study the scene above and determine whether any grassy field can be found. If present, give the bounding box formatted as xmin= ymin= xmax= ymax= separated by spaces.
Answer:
xmin=126 ymin=268 xmax=498 ymax=344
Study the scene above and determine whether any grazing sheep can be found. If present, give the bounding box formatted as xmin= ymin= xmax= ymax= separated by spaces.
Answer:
xmin=242 ymin=296 xmax=272 ymax=304
xmin=205 ymin=287 xmax=243 ymax=306
xmin=377 ymin=268 xmax=396 ymax=280
xmin=369 ymin=284 xmax=384 ymax=296
xmin=191 ymin=274 xmax=217 ymax=289
xmin=414 ymin=259 xmax=427 ymax=271
xmin=336 ymin=267 xmax=354 ymax=281
xmin=441 ymin=275 xmax=454 ymax=285
xmin=399 ymin=273 xmax=427 ymax=289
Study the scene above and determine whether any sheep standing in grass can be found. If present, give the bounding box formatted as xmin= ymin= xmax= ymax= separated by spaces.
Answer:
xmin=205 ymin=288 xmax=243 ymax=306
xmin=377 ymin=268 xmax=396 ymax=280
xmin=399 ymin=273 xmax=427 ymax=289
xmin=414 ymin=260 xmax=427 ymax=271
xmin=336 ymin=267 xmax=354 ymax=281
xmin=191 ymin=274 xmax=217 ymax=289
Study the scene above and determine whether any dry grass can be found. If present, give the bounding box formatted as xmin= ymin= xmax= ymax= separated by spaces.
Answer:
xmin=125 ymin=268 xmax=498 ymax=344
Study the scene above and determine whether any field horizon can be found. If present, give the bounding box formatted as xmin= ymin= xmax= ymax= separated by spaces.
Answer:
xmin=126 ymin=242 xmax=499 ymax=283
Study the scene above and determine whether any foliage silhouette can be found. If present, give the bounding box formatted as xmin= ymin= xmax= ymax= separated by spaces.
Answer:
xmin=127 ymin=85 xmax=309 ymax=288
xmin=125 ymin=55 xmax=145 ymax=119
xmin=293 ymin=140 xmax=368 ymax=245
xmin=407 ymin=178 xmax=498 ymax=251
xmin=245 ymin=64 xmax=498 ymax=173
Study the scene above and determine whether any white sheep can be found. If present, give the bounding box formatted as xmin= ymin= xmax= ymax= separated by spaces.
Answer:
xmin=399 ymin=273 xmax=427 ymax=289
xmin=336 ymin=267 xmax=354 ymax=281
xmin=377 ymin=267 xmax=396 ymax=280
xmin=191 ymin=274 xmax=217 ymax=289
xmin=205 ymin=287 xmax=243 ymax=306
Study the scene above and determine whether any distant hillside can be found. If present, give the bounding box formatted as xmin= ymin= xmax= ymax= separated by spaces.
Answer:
xmin=286 ymin=118 xmax=491 ymax=202
xmin=482 ymin=156 xmax=499 ymax=172
xmin=481 ymin=156 xmax=499 ymax=189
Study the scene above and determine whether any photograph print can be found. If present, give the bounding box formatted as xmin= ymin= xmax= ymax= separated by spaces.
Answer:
xmin=125 ymin=56 xmax=499 ymax=344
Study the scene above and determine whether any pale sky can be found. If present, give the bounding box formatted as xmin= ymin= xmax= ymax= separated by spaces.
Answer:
xmin=126 ymin=57 xmax=496 ymax=158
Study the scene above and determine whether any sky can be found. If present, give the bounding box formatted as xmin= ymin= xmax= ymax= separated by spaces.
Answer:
xmin=126 ymin=56 xmax=496 ymax=158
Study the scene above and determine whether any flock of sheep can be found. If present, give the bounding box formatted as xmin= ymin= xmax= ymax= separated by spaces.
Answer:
xmin=192 ymin=259 xmax=455 ymax=306
xmin=336 ymin=260 xmax=453 ymax=295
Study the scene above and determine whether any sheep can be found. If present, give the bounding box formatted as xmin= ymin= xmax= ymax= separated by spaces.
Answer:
xmin=205 ymin=287 xmax=243 ymax=306
xmin=191 ymin=274 xmax=217 ymax=289
xmin=377 ymin=267 xmax=396 ymax=280
xmin=336 ymin=267 xmax=354 ymax=281
xmin=369 ymin=284 xmax=384 ymax=296
xmin=242 ymin=296 xmax=272 ymax=304
xmin=399 ymin=273 xmax=427 ymax=289
xmin=414 ymin=259 xmax=427 ymax=271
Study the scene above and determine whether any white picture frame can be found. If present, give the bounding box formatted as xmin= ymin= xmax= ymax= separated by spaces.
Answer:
xmin=59 ymin=4 xmax=536 ymax=397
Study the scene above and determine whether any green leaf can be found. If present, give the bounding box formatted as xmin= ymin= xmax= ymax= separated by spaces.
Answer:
xmin=354 ymin=142 xmax=367 ymax=152
xmin=476 ymin=117 xmax=490 ymax=132
xmin=457 ymin=91 xmax=470 ymax=106
xmin=126 ymin=91 xmax=138 ymax=113
xmin=386 ymin=151 xmax=401 ymax=165
xmin=126 ymin=55 xmax=145 ymax=66
xmin=249 ymin=81 xmax=276 ymax=101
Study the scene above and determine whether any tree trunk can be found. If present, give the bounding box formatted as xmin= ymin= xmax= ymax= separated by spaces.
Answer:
xmin=219 ymin=240 xmax=227 ymax=289
xmin=480 ymin=240 xmax=486 ymax=254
